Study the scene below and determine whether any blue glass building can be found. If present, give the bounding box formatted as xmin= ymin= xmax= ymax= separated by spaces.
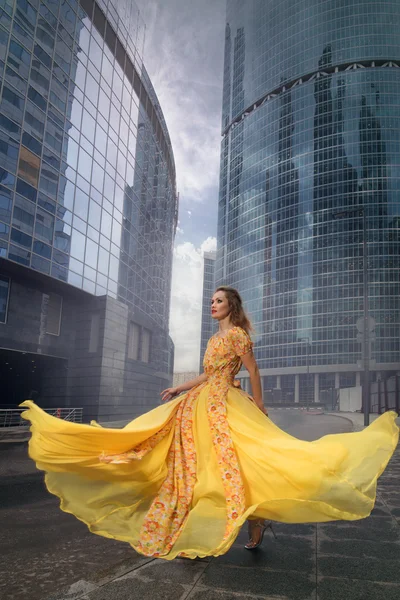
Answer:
xmin=0 ymin=0 xmax=177 ymax=421
xmin=217 ymin=0 xmax=400 ymax=405
xmin=199 ymin=250 xmax=216 ymax=371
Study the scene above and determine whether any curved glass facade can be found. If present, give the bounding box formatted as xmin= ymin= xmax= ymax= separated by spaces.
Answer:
xmin=217 ymin=0 xmax=400 ymax=403
xmin=0 ymin=0 xmax=177 ymax=417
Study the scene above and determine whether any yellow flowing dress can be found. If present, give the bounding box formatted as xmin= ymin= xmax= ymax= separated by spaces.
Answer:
xmin=21 ymin=327 xmax=398 ymax=560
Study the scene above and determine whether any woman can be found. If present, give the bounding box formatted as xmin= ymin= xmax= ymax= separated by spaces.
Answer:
xmin=21 ymin=286 xmax=398 ymax=560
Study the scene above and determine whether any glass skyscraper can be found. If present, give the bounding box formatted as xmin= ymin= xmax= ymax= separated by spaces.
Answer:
xmin=199 ymin=250 xmax=216 ymax=371
xmin=217 ymin=0 xmax=400 ymax=405
xmin=0 ymin=0 xmax=177 ymax=421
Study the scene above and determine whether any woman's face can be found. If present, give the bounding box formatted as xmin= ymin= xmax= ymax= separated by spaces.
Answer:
xmin=211 ymin=290 xmax=231 ymax=321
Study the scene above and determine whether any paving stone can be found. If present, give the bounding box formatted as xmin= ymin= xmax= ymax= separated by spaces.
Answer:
xmin=318 ymin=519 xmax=399 ymax=542
xmin=86 ymin=577 xmax=189 ymax=600
xmin=188 ymin=587 xmax=273 ymax=600
xmin=200 ymin=564 xmax=315 ymax=599
xmin=224 ymin=535 xmax=315 ymax=573
xmin=119 ymin=558 xmax=206 ymax=585
xmin=318 ymin=538 xmax=400 ymax=560
xmin=272 ymin=523 xmax=316 ymax=537
xmin=317 ymin=577 xmax=400 ymax=600
xmin=317 ymin=555 xmax=400 ymax=583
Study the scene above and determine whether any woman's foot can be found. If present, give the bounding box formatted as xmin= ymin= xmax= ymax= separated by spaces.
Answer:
xmin=244 ymin=520 xmax=276 ymax=550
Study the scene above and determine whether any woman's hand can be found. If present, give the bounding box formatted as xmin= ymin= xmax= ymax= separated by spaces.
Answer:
xmin=160 ymin=387 xmax=180 ymax=402
xmin=256 ymin=403 xmax=268 ymax=416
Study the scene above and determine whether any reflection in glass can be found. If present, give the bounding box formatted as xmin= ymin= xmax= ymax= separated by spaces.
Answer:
xmin=12 ymin=194 xmax=35 ymax=234
xmin=70 ymin=227 xmax=85 ymax=261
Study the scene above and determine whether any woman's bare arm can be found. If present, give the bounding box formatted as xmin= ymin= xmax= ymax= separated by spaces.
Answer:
xmin=161 ymin=373 xmax=208 ymax=402
xmin=240 ymin=351 xmax=267 ymax=414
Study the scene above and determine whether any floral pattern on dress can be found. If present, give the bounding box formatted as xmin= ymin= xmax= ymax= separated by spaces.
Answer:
xmin=136 ymin=383 xmax=206 ymax=557
xmin=203 ymin=327 xmax=252 ymax=545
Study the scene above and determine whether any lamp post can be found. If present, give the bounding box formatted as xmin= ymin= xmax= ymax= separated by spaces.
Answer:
xmin=300 ymin=337 xmax=311 ymax=411
xmin=332 ymin=207 xmax=370 ymax=426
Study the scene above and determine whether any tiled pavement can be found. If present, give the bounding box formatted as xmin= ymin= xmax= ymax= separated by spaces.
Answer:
xmin=45 ymin=440 xmax=400 ymax=600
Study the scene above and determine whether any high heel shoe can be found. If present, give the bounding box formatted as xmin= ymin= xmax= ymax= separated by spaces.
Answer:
xmin=244 ymin=519 xmax=277 ymax=550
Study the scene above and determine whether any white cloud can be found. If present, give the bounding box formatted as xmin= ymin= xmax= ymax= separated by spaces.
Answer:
xmin=170 ymin=236 xmax=217 ymax=372
xmin=135 ymin=0 xmax=225 ymax=203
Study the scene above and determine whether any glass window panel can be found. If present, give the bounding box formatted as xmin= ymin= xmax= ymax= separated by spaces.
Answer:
xmin=43 ymin=145 xmax=60 ymax=170
xmin=109 ymin=102 xmax=120 ymax=137
xmin=52 ymin=247 xmax=68 ymax=267
xmin=50 ymin=74 xmax=67 ymax=112
xmin=5 ymin=64 xmax=27 ymax=94
xmin=54 ymin=217 xmax=71 ymax=252
xmin=85 ymin=237 xmax=98 ymax=269
xmin=73 ymin=213 xmax=86 ymax=233
xmin=12 ymin=19 xmax=34 ymax=51
xmin=39 ymin=162 xmax=58 ymax=198
xmin=58 ymin=177 xmax=74 ymax=210
xmin=30 ymin=59 xmax=51 ymax=97
xmin=97 ymin=244 xmax=109 ymax=275
xmin=85 ymin=71 xmax=99 ymax=106
xmin=97 ymin=87 xmax=110 ymax=120
xmin=38 ymin=191 xmax=56 ymax=214
xmin=11 ymin=226 xmax=32 ymax=248
xmin=54 ymin=34 xmax=72 ymax=75
xmin=64 ymin=136 xmax=79 ymax=170
xmin=91 ymin=160 xmax=104 ymax=193
xmin=88 ymin=198 xmax=101 ymax=229
xmin=74 ymin=186 xmax=89 ymax=220
xmin=31 ymin=252 xmax=50 ymax=273
xmin=35 ymin=206 xmax=54 ymax=243
xmin=0 ymin=25 xmax=9 ymax=63
xmin=103 ymin=171 xmax=114 ymax=201
xmin=0 ymin=112 xmax=21 ymax=141
xmin=34 ymin=42 xmax=51 ymax=69
xmin=70 ymin=227 xmax=85 ymax=260
xmin=8 ymin=37 xmax=31 ymax=79
xmin=27 ymin=85 xmax=47 ymax=111
xmin=1 ymin=84 xmax=25 ymax=124
xmin=77 ymin=146 xmax=92 ymax=180
xmin=76 ymin=173 xmax=89 ymax=195
xmin=22 ymin=131 xmax=41 ymax=156
xmin=12 ymin=193 xmax=35 ymax=233
xmin=84 ymin=263 xmax=96 ymax=281
xmin=51 ymin=262 xmax=67 ymax=282
xmin=0 ymin=222 xmax=9 ymax=240
xmin=0 ymin=168 xmax=16 ymax=188
xmin=89 ymin=35 xmax=102 ymax=71
xmin=82 ymin=277 xmax=95 ymax=293
xmin=111 ymin=218 xmax=121 ymax=246
xmin=36 ymin=16 xmax=55 ymax=54
xmin=69 ymin=256 xmax=83 ymax=275
xmin=0 ymin=132 xmax=18 ymax=175
xmin=23 ymin=99 xmax=45 ymax=141
xmin=18 ymin=146 xmax=40 ymax=187
xmin=94 ymin=122 xmax=107 ymax=156
xmin=67 ymin=270 xmax=82 ymax=287
xmin=81 ymin=108 xmax=95 ymax=143
xmin=59 ymin=0 xmax=76 ymax=36
xmin=100 ymin=207 xmax=112 ymax=238
xmin=108 ymin=252 xmax=118 ymax=281
xmin=9 ymin=243 xmax=30 ymax=265
xmin=15 ymin=0 xmax=37 ymax=35
xmin=33 ymin=238 xmax=51 ymax=258
xmin=87 ymin=224 xmax=99 ymax=243
xmin=45 ymin=121 xmax=63 ymax=155
xmin=0 ymin=184 xmax=13 ymax=223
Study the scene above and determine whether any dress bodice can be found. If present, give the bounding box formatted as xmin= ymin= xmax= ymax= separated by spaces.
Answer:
xmin=203 ymin=327 xmax=253 ymax=384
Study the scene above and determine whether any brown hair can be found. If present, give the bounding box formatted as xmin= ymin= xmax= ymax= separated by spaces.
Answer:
xmin=215 ymin=286 xmax=253 ymax=334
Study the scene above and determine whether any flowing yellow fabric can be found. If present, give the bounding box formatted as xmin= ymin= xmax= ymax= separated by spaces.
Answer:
xmin=20 ymin=327 xmax=398 ymax=560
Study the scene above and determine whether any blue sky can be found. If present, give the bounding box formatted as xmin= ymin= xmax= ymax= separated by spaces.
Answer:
xmin=135 ymin=0 xmax=226 ymax=371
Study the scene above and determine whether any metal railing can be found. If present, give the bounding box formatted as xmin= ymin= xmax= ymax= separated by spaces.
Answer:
xmin=0 ymin=407 xmax=83 ymax=428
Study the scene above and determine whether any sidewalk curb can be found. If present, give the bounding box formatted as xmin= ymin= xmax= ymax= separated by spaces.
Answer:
xmin=317 ymin=412 xmax=356 ymax=431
